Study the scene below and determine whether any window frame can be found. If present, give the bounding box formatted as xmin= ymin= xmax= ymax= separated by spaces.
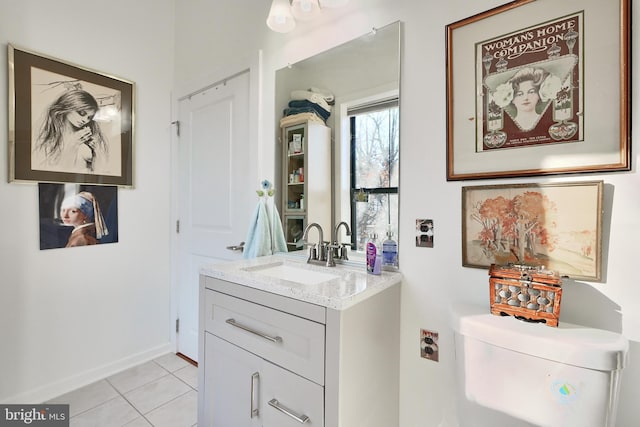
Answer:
xmin=348 ymin=98 xmax=399 ymax=249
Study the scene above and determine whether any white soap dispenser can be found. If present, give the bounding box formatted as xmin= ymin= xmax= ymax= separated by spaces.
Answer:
xmin=382 ymin=226 xmax=398 ymax=270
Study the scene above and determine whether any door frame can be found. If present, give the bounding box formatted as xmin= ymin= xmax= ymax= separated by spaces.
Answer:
xmin=169 ymin=51 xmax=265 ymax=355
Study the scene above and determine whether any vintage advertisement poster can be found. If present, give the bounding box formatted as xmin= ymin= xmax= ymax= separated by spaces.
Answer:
xmin=477 ymin=12 xmax=583 ymax=151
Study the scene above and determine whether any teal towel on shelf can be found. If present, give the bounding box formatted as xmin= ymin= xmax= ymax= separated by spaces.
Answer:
xmin=243 ymin=197 xmax=288 ymax=259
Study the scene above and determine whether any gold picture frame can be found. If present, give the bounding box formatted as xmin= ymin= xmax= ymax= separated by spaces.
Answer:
xmin=446 ymin=0 xmax=630 ymax=180
xmin=462 ymin=180 xmax=604 ymax=281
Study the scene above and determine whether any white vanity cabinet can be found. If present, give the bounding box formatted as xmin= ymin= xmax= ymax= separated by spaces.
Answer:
xmin=198 ymin=269 xmax=401 ymax=427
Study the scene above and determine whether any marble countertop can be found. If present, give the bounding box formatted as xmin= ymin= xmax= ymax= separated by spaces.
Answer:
xmin=200 ymin=254 xmax=402 ymax=310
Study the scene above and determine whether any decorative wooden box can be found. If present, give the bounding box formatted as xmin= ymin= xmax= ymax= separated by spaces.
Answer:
xmin=489 ymin=264 xmax=563 ymax=327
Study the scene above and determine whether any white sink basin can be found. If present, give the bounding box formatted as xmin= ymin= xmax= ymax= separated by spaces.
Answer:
xmin=243 ymin=261 xmax=340 ymax=286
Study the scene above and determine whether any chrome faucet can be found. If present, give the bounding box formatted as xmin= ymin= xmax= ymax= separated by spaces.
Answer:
xmin=333 ymin=221 xmax=352 ymax=261
xmin=302 ymin=223 xmax=325 ymax=264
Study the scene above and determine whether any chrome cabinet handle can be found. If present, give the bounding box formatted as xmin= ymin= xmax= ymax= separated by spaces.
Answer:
xmin=268 ymin=399 xmax=309 ymax=424
xmin=225 ymin=318 xmax=283 ymax=343
xmin=250 ymin=372 xmax=259 ymax=418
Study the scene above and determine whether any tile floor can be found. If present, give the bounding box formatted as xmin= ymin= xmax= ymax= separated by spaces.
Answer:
xmin=48 ymin=353 xmax=198 ymax=427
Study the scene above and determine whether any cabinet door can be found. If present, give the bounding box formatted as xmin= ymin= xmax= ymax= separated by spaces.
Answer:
xmin=202 ymin=332 xmax=325 ymax=427
xmin=262 ymin=361 xmax=324 ymax=427
xmin=203 ymin=334 xmax=262 ymax=427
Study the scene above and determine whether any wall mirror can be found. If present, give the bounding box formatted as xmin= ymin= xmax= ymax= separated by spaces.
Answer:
xmin=275 ymin=21 xmax=401 ymax=264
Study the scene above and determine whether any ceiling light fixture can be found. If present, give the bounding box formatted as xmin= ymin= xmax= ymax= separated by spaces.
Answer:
xmin=266 ymin=0 xmax=349 ymax=33
xmin=291 ymin=0 xmax=321 ymax=21
xmin=266 ymin=0 xmax=297 ymax=33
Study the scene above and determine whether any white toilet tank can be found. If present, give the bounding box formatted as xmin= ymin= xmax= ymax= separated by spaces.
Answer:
xmin=452 ymin=303 xmax=628 ymax=427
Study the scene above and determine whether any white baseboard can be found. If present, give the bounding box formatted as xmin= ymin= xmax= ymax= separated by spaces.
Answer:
xmin=4 ymin=343 xmax=173 ymax=404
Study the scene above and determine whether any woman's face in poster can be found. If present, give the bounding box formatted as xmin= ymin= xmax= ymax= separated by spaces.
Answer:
xmin=66 ymin=108 xmax=96 ymax=129
xmin=512 ymin=80 xmax=539 ymax=114
xmin=60 ymin=206 xmax=87 ymax=227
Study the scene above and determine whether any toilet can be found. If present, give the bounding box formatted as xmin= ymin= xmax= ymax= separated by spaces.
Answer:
xmin=452 ymin=303 xmax=628 ymax=427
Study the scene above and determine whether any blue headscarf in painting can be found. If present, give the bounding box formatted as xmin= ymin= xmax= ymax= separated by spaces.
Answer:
xmin=62 ymin=193 xmax=94 ymax=221
xmin=61 ymin=192 xmax=108 ymax=238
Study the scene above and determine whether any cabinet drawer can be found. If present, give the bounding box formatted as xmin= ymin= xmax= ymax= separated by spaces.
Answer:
xmin=205 ymin=289 xmax=325 ymax=385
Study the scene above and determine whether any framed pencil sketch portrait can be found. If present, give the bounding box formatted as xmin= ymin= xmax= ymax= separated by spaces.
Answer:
xmin=462 ymin=180 xmax=603 ymax=281
xmin=8 ymin=45 xmax=134 ymax=186
xmin=446 ymin=0 xmax=631 ymax=180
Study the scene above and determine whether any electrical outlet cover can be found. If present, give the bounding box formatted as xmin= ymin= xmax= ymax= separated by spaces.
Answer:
xmin=420 ymin=329 xmax=439 ymax=362
xmin=416 ymin=219 xmax=434 ymax=248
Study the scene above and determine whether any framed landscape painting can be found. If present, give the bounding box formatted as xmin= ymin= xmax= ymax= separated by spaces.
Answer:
xmin=462 ymin=181 xmax=603 ymax=281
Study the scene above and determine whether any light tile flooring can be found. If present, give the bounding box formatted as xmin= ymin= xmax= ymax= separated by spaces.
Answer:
xmin=48 ymin=353 xmax=198 ymax=427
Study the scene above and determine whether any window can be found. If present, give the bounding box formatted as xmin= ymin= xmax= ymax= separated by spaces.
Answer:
xmin=349 ymin=98 xmax=399 ymax=251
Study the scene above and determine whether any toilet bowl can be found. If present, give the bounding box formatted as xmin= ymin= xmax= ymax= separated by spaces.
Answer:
xmin=452 ymin=303 xmax=628 ymax=427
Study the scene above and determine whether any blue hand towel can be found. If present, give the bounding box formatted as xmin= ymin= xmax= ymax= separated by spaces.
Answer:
xmin=243 ymin=199 xmax=271 ymax=259
xmin=243 ymin=198 xmax=288 ymax=259
xmin=265 ymin=197 xmax=288 ymax=254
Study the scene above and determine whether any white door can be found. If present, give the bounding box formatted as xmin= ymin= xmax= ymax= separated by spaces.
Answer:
xmin=175 ymin=71 xmax=254 ymax=361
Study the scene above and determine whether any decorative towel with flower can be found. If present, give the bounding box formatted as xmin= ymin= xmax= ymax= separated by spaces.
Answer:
xmin=489 ymin=264 xmax=563 ymax=327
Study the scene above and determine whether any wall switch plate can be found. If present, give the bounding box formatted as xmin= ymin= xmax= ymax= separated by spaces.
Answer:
xmin=420 ymin=329 xmax=439 ymax=362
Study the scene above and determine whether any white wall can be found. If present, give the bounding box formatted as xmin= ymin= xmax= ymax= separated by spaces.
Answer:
xmin=175 ymin=0 xmax=639 ymax=426
xmin=0 ymin=0 xmax=175 ymax=402
xmin=1 ymin=0 xmax=637 ymax=424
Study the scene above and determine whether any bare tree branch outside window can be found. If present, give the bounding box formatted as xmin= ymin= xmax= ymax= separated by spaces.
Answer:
xmin=351 ymin=104 xmax=399 ymax=251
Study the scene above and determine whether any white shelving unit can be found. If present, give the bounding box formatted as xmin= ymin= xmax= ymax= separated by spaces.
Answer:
xmin=281 ymin=120 xmax=331 ymax=251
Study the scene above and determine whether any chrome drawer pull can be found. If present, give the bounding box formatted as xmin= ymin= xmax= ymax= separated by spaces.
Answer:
xmin=225 ymin=318 xmax=283 ymax=343
xmin=268 ymin=398 xmax=309 ymax=424
xmin=250 ymin=372 xmax=259 ymax=418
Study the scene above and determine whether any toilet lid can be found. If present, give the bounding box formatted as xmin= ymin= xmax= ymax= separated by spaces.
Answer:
xmin=452 ymin=303 xmax=629 ymax=371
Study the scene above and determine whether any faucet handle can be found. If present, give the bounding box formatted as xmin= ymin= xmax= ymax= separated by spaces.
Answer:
xmin=318 ymin=241 xmax=332 ymax=261
xmin=304 ymin=242 xmax=318 ymax=262
xmin=325 ymin=242 xmax=340 ymax=267
xmin=339 ymin=243 xmax=351 ymax=260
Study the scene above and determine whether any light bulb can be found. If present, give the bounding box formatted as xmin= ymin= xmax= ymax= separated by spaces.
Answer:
xmin=266 ymin=0 xmax=296 ymax=33
xmin=291 ymin=0 xmax=320 ymax=21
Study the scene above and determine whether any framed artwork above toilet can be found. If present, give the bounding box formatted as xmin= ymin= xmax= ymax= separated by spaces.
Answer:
xmin=462 ymin=180 xmax=603 ymax=281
